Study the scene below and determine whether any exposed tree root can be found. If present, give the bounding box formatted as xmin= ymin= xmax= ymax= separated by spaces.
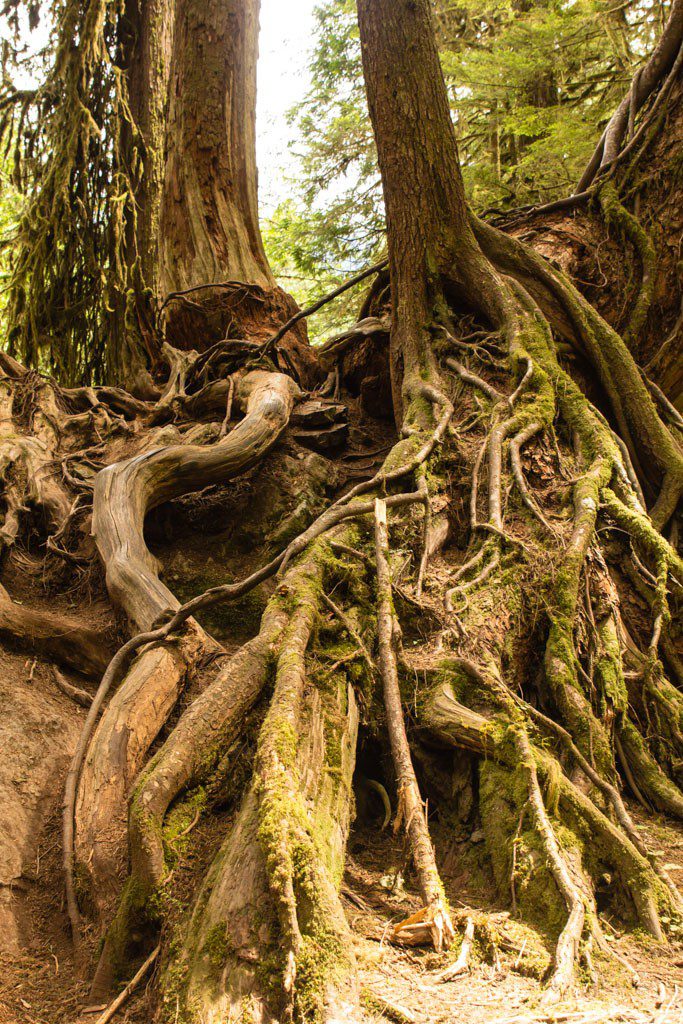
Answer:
xmin=161 ymin=544 xmax=360 ymax=1023
xmin=374 ymin=497 xmax=455 ymax=952
xmin=3 ymin=67 xmax=682 ymax=1021
xmin=0 ymin=583 xmax=111 ymax=678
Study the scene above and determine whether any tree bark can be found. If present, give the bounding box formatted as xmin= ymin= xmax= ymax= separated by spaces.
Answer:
xmin=159 ymin=0 xmax=272 ymax=297
xmin=357 ymin=0 xmax=506 ymax=416
xmin=110 ymin=0 xmax=175 ymax=385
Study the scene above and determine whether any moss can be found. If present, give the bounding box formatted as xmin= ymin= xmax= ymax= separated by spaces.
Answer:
xmin=162 ymin=786 xmax=207 ymax=865
xmin=361 ymin=988 xmax=415 ymax=1023
xmin=598 ymin=181 xmax=656 ymax=349
xmin=158 ymin=926 xmax=192 ymax=1024
xmin=201 ymin=922 xmax=229 ymax=968
xmin=595 ymin=614 xmax=628 ymax=715
xmin=480 ymin=760 xmax=571 ymax=941
xmin=100 ymin=874 xmax=153 ymax=983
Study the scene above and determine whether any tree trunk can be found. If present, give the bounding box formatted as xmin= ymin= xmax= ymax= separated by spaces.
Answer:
xmin=109 ymin=0 xmax=175 ymax=387
xmin=159 ymin=0 xmax=272 ymax=300
xmin=357 ymin=0 xmax=506 ymax=418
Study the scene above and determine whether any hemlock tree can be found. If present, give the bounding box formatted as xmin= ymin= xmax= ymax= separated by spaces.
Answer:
xmin=0 ymin=0 xmax=681 ymax=1023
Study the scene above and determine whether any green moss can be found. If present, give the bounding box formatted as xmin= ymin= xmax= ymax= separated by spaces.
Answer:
xmin=598 ymin=182 xmax=656 ymax=348
xmin=361 ymin=988 xmax=415 ymax=1023
xmin=201 ymin=923 xmax=229 ymax=968
xmin=595 ymin=614 xmax=628 ymax=714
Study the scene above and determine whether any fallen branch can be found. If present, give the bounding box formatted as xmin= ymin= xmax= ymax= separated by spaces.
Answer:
xmin=91 ymin=945 xmax=159 ymax=1024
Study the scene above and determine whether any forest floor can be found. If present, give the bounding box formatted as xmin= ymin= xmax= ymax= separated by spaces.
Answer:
xmin=0 ymin=399 xmax=681 ymax=1024
xmin=1 ymin=741 xmax=682 ymax=1024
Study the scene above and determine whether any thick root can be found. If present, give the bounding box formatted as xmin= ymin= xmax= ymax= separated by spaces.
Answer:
xmin=73 ymin=370 xmax=301 ymax=922
xmin=163 ymin=569 xmax=360 ymax=1022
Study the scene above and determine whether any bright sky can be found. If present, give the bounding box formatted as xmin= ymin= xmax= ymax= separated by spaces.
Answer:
xmin=256 ymin=0 xmax=318 ymax=217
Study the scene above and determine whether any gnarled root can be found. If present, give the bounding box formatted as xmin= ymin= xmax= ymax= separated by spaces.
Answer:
xmin=88 ymin=605 xmax=288 ymax=998
xmin=72 ymin=371 xmax=301 ymax=927
xmin=161 ymin=547 xmax=360 ymax=1023
xmin=421 ymin=666 xmax=676 ymax=995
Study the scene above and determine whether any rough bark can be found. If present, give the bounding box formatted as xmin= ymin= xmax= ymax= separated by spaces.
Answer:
xmin=110 ymin=0 xmax=175 ymax=385
xmin=357 ymin=0 xmax=506 ymax=417
xmin=159 ymin=0 xmax=272 ymax=298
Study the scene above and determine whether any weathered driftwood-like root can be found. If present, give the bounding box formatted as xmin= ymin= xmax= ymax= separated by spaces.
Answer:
xmin=88 ymin=604 xmax=289 ymax=997
xmin=375 ymin=497 xmax=455 ymax=952
xmin=0 ymin=374 xmax=72 ymax=550
xmin=73 ymin=370 xmax=302 ymax=924
xmin=75 ymin=624 xmax=209 ymax=925
xmin=0 ymin=582 xmax=111 ymax=677
xmin=93 ymin=369 xmax=301 ymax=631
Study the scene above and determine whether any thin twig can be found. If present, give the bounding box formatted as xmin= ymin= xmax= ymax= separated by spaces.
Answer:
xmin=92 ymin=946 xmax=159 ymax=1024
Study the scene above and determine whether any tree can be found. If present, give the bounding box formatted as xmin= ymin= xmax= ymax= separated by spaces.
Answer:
xmin=1 ymin=0 xmax=313 ymax=386
xmin=354 ymin=0 xmax=683 ymax=995
xmin=1 ymin=0 xmax=161 ymax=384
xmin=0 ymin=0 xmax=682 ymax=1022
xmin=267 ymin=0 xmax=673 ymax=318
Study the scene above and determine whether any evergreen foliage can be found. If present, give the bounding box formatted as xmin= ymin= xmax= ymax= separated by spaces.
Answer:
xmin=266 ymin=0 xmax=671 ymax=329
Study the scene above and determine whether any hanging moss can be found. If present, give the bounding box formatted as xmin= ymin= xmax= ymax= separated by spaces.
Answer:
xmin=5 ymin=0 xmax=147 ymax=383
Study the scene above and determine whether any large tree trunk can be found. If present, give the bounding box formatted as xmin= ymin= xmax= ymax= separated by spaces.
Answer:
xmin=159 ymin=0 xmax=271 ymax=297
xmin=155 ymin=0 xmax=317 ymax=382
xmin=108 ymin=0 xmax=175 ymax=387
xmin=357 ymin=0 xmax=504 ymax=419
